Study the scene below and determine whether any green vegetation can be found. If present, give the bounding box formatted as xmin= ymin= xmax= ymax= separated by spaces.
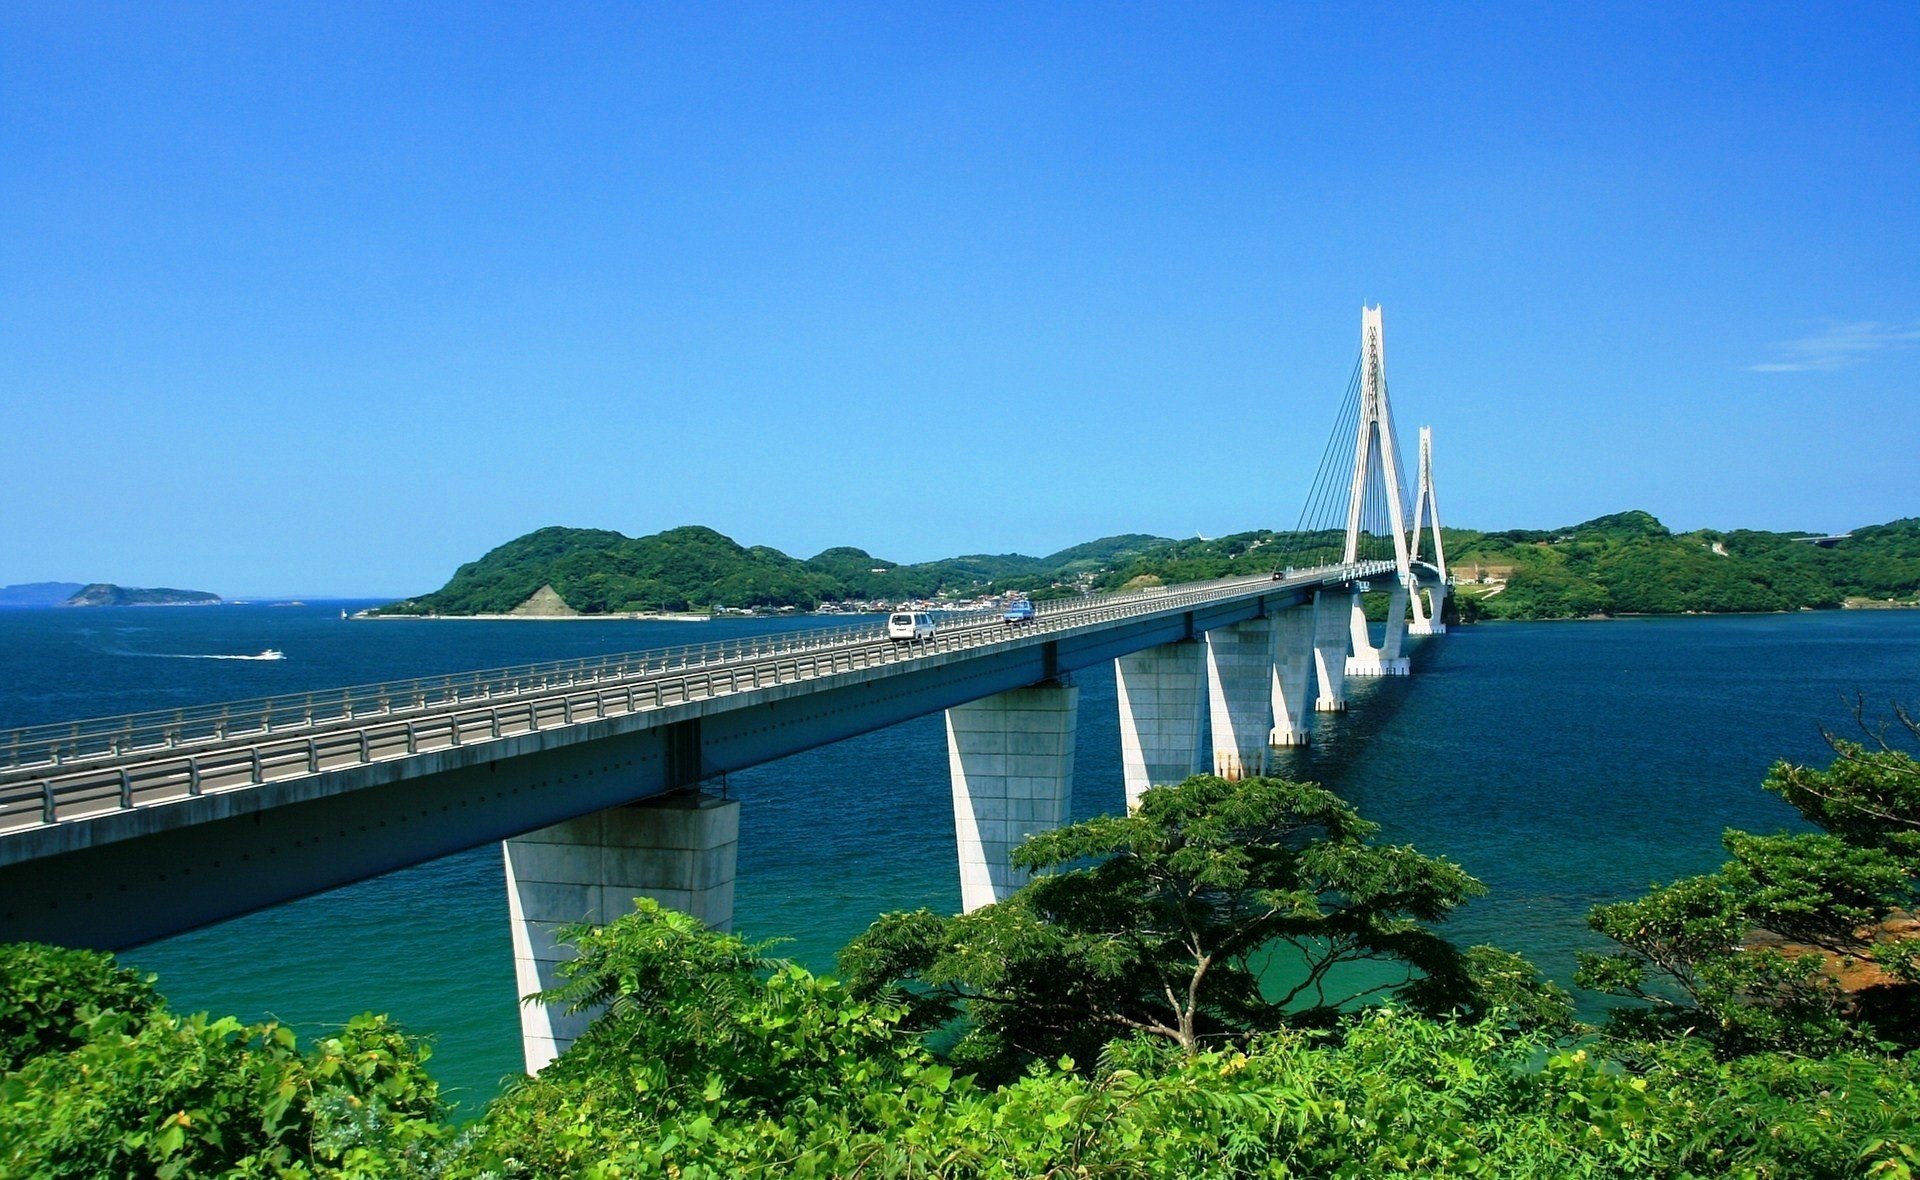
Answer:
xmin=839 ymin=775 xmax=1559 ymax=1079
xmin=1448 ymin=513 xmax=1920 ymax=621
xmin=377 ymin=514 xmax=1920 ymax=619
xmin=5 ymin=716 xmax=1918 ymax=1176
xmin=374 ymin=526 xmax=1171 ymax=615
xmin=1576 ymin=705 xmax=1920 ymax=1058
xmin=0 ymin=942 xmax=443 ymax=1177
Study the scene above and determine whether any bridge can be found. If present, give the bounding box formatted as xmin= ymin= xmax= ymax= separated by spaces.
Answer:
xmin=0 ymin=305 xmax=1452 ymax=1072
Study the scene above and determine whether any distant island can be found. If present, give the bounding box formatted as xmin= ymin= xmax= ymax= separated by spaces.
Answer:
xmin=0 ymin=582 xmax=87 ymax=609
xmin=64 ymin=583 xmax=223 ymax=607
xmin=0 ymin=582 xmax=224 ymax=608
xmin=370 ymin=513 xmax=1920 ymax=622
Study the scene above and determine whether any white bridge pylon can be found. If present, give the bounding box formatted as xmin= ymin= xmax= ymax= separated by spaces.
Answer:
xmin=1342 ymin=304 xmax=1416 ymax=675
xmin=1407 ymin=424 xmax=1449 ymax=635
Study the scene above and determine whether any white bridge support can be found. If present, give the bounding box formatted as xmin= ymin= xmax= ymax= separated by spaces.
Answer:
xmin=505 ymin=791 xmax=740 ymax=1074
xmin=1408 ymin=424 xmax=1449 ymax=635
xmin=1341 ymin=304 xmax=1416 ymax=677
xmin=1115 ymin=641 xmax=1205 ymax=811
xmin=1347 ymin=582 xmax=1411 ymax=677
xmin=1268 ymin=605 xmax=1317 ymax=747
xmin=1206 ymin=618 xmax=1274 ymax=778
xmin=948 ymin=681 xmax=1078 ymax=912
xmin=1312 ymin=589 xmax=1350 ymax=712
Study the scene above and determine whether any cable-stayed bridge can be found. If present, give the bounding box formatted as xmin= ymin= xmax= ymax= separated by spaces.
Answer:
xmin=0 ymin=305 xmax=1453 ymax=1072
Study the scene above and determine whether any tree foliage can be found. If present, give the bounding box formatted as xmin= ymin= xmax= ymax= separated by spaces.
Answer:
xmin=1579 ymin=710 xmax=1920 ymax=1055
xmin=8 ymin=730 xmax=1920 ymax=1176
xmin=0 ymin=946 xmax=444 ymax=1178
xmin=841 ymin=775 xmax=1567 ymax=1080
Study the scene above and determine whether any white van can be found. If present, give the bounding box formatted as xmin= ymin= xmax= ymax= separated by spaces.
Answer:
xmin=887 ymin=611 xmax=936 ymax=642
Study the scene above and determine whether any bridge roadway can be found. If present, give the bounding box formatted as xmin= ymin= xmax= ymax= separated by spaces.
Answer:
xmin=0 ymin=561 xmax=1396 ymax=950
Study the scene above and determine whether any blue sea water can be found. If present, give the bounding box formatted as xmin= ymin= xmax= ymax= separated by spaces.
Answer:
xmin=1 ymin=604 xmax=1915 ymax=1110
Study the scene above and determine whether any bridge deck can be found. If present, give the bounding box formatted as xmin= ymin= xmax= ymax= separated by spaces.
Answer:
xmin=0 ymin=563 xmax=1396 ymax=853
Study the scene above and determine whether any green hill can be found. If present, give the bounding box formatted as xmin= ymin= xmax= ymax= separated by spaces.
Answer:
xmin=375 ymin=516 xmax=1920 ymax=619
xmin=1446 ymin=513 xmax=1920 ymax=619
xmin=376 ymin=527 xmax=1178 ymax=615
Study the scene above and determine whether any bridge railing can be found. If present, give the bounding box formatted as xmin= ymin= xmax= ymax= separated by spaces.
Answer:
xmin=0 ymin=562 xmax=1391 ymax=830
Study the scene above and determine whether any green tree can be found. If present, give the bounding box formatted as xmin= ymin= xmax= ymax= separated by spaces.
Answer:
xmin=1579 ymin=710 xmax=1920 ymax=1055
xmin=0 ymin=942 xmax=156 ymax=1073
xmin=0 ymin=943 xmax=444 ymax=1179
xmin=842 ymin=775 xmax=1564 ymax=1079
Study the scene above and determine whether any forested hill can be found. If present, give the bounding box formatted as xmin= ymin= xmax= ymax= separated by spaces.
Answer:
xmin=374 ymin=526 xmax=1172 ymax=615
xmin=1444 ymin=512 xmax=1920 ymax=619
xmin=375 ymin=515 xmax=1920 ymax=618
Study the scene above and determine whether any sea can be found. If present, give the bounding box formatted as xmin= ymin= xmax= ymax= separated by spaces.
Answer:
xmin=1 ymin=603 xmax=1915 ymax=1111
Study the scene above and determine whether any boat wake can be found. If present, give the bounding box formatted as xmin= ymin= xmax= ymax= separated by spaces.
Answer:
xmin=110 ymin=649 xmax=286 ymax=661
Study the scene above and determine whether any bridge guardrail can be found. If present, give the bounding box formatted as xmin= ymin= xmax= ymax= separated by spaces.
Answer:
xmin=0 ymin=562 xmax=1391 ymax=833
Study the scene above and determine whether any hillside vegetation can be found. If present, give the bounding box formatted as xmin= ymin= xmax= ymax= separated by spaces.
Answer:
xmin=375 ymin=515 xmax=1920 ymax=619
xmin=375 ymin=526 xmax=1171 ymax=615
xmin=1447 ymin=512 xmax=1920 ymax=620
xmin=4 ymin=723 xmax=1918 ymax=1176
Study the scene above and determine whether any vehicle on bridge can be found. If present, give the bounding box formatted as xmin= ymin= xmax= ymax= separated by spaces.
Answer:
xmin=886 ymin=611 xmax=936 ymax=642
xmin=1001 ymin=598 xmax=1036 ymax=625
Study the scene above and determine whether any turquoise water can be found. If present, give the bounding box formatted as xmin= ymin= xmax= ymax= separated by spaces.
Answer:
xmin=1 ymin=605 xmax=1915 ymax=1110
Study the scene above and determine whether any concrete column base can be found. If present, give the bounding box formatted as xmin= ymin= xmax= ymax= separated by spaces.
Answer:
xmin=1346 ymin=656 xmax=1411 ymax=677
xmin=505 ymin=791 xmax=739 ymax=1075
xmin=1206 ymin=619 xmax=1275 ymax=780
xmin=1115 ymin=641 xmax=1204 ymax=811
xmin=1267 ymin=604 xmax=1316 ymax=751
xmin=1408 ymin=620 xmax=1447 ymax=635
xmin=948 ymin=682 xmax=1078 ymax=912
xmin=1311 ymin=590 xmax=1350 ymax=715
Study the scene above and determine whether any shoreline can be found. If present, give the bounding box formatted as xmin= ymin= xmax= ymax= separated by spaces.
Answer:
xmin=1462 ymin=601 xmax=1920 ymax=624
xmin=354 ymin=611 xmax=712 ymax=622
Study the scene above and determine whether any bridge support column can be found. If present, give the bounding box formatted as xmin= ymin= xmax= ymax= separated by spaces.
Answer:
xmin=1347 ymin=583 xmax=1411 ymax=677
xmin=1206 ymin=619 xmax=1274 ymax=778
xmin=1268 ymin=605 xmax=1316 ymax=747
xmin=948 ymin=681 xmax=1078 ymax=912
xmin=1115 ymin=640 xmax=1205 ymax=810
xmin=505 ymin=791 xmax=740 ymax=1074
xmin=1314 ymin=590 xmax=1350 ymax=712
xmin=1409 ymin=583 xmax=1448 ymax=635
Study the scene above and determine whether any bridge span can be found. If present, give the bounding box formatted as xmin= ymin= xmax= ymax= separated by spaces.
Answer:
xmin=0 ymin=304 xmax=1450 ymax=1072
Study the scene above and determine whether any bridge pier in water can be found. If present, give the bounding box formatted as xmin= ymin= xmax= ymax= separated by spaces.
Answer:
xmin=1268 ymin=604 xmax=1318 ymax=748
xmin=1313 ymin=590 xmax=1350 ymax=712
xmin=1114 ymin=640 xmax=1205 ymax=810
xmin=1206 ymin=618 xmax=1275 ymax=778
xmin=1346 ymin=582 xmax=1411 ymax=677
xmin=504 ymin=791 xmax=740 ymax=1073
xmin=1409 ymin=582 xmax=1448 ymax=635
xmin=947 ymin=681 xmax=1079 ymax=912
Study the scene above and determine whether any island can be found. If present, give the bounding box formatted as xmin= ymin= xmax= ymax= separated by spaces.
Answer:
xmin=369 ymin=514 xmax=1920 ymax=621
xmin=61 ymin=584 xmax=223 ymax=608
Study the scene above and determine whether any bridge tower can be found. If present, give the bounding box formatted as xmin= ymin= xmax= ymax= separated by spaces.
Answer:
xmin=1407 ymin=425 xmax=1449 ymax=635
xmin=1343 ymin=305 xmax=1415 ymax=676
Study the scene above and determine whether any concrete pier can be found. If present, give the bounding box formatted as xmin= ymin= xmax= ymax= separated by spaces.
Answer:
xmin=504 ymin=791 xmax=740 ymax=1073
xmin=1347 ymin=582 xmax=1411 ymax=677
xmin=1206 ymin=618 xmax=1274 ymax=778
xmin=1115 ymin=640 xmax=1205 ymax=810
xmin=947 ymin=681 xmax=1078 ymax=912
xmin=1409 ymin=583 xmax=1448 ymax=635
xmin=1313 ymin=590 xmax=1351 ymax=712
xmin=1268 ymin=605 xmax=1317 ymax=748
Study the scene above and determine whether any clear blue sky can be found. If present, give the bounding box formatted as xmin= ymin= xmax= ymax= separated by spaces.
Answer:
xmin=3 ymin=4 xmax=1916 ymax=596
